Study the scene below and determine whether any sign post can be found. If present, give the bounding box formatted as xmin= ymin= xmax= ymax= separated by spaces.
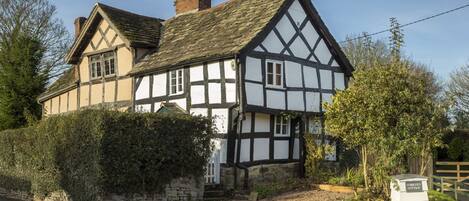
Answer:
xmin=390 ymin=174 xmax=429 ymax=201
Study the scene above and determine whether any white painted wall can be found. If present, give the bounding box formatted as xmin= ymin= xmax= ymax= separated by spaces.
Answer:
xmin=276 ymin=15 xmax=295 ymax=44
xmin=334 ymin=72 xmax=345 ymax=90
xmin=208 ymin=83 xmax=222 ymax=104
xmin=169 ymin=98 xmax=187 ymax=111
xmin=253 ymin=138 xmax=270 ymax=161
xmin=293 ymin=138 xmax=300 ymax=159
xmin=190 ymin=108 xmax=208 ymax=117
xmin=135 ymin=104 xmax=151 ymax=113
xmin=254 ymin=113 xmax=270 ymax=132
xmin=290 ymin=37 xmax=310 ymax=59
xmin=306 ymin=92 xmax=320 ymax=112
xmin=245 ymin=57 xmax=262 ymax=82
xmin=246 ymin=83 xmax=264 ymax=106
xmin=240 ymin=139 xmax=251 ymax=162
xmin=242 ymin=113 xmax=252 ymax=133
xmin=191 ymin=85 xmax=205 ymax=105
xmin=190 ymin=65 xmax=204 ymax=82
xmin=208 ymin=62 xmax=221 ymax=80
xmin=226 ymin=83 xmax=236 ymax=103
xmin=322 ymin=93 xmax=333 ymax=106
xmin=212 ymin=109 xmax=229 ymax=134
xmin=266 ymin=90 xmax=285 ymax=110
xmin=224 ymin=60 xmax=237 ymax=79
xmin=153 ymin=73 xmax=167 ymax=97
xmin=274 ymin=141 xmax=289 ymax=160
xmin=288 ymin=0 xmax=307 ymax=26
xmin=315 ymin=39 xmax=332 ymax=64
xmin=302 ymin=22 xmax=319 ymax=50
xmin=262 ymin=31 xmax=284 ymax=54
xmin=136 ymin=76 xmax=150 ymax=100
xmin=287 ymin=91 xmax=304 ymax=111
xmin=303 ymin=66 xmax=318 ymax=88
xmin=285 ymin=61 xmax=303 ymax=87
xmin=320 ymin=70 xmax=332 ymax=90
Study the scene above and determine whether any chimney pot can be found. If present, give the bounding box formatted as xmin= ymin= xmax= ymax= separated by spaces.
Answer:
xmin=174 ymin=0 xmax=211 ymax=15
xmin=74 ymin=17 xmax=87 ymax=38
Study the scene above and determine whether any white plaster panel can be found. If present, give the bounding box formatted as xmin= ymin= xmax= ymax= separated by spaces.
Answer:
xmin=254 ymin=113 xmax=270 ymax=133
xmin=322 ymin=93 xmax=333 ymax=106
xmin=290 ymin=37 xmax=310 ymax=59
xmin=208 ymin=62 xmax=221 ymax=80
xmin=240 ymin=139 xmax=251 ymax=162
xmin=136 ymin=76 xmax=150 ymax=100
xmin=315 ymin=39 xmax=332 ymax=64
xmin=135 ymin=104 xmax=151 ymax=113
xmin=320 ymin=70 xmax=333 ymax=90
xmin=220 ymin=139 xmax=227 ymax=164
xmin=190 ymin=85 xmax=205 ymax=105
xmin=301 ymin=21 xmax=319 ymax=49
xmin=226 ymin=83 xmax=236 ymax=103
xmin=254 ymin=46 xmax=264 ymax=52
xmin=285 ymin=61 xmax=303 ymax=87
xmin=154 ymin=102 xmax=163 ymax=112
xmin=246 ymin=83 xmax=264 ymax=106
xmin=254 ymin=138 xmax=270 ymax=161
xmin=224 ymin=60 xmax=237 ymax=79
xmin=274 ymin=141 xmax=289 ymax=160
xmin=287 ymin=91 xmax=305 ymax=111
xmin=266 ymin=90 xmax=285 ymax=110
xmin=169 ymin=98 xmax=187 ymax=111
xmin=212 ymin=109 xmax=228 ymax=134
xmin=190 ymin=65 xmax=204 ymax=82
xmin=262 ymin=31 xmax=284 ymax=54
xmin=190 ymin=108 xmax=208 ymax=117
xmin=303 ymin=66 xmax=319 ymax=88
xmin=245 ymin=57 xmax=262 ymax=82
xmin=153 ymin=73 xmax=167 ymax=97
xmin=288 ymin=0 xmax=307 ymax=27
xmin=293 ymin=138 xmax=300 ymax=159
xmin=208 ymin=83 xmax=222 ymax=104
xmin=305 ymin=92 xmax=320 ymax=112
xmin=331 ymin=60 xmax=340 ymax=67
xmin=242 ymin=113 xmax=252 ymax=133
xmin=276 ymin=15 xmax=296 ymax=43
xmin=334 ymin=72 xmax=345 ymax=90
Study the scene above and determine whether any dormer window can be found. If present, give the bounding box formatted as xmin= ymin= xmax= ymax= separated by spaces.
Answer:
xmin=90 ymin=51 xmax=116 ymax=79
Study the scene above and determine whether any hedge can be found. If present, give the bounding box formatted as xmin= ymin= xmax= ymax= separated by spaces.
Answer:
xmin=0 ymin=110 xmax=214 ymax=201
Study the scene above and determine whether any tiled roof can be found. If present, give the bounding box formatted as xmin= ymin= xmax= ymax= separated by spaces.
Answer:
xmin=131 ymin=0 xmax=287 ymax=75
xmin=97 ymin=3 xmax=163 ymax=47
xmin=38 ymin=67 xmax=78 ymax=102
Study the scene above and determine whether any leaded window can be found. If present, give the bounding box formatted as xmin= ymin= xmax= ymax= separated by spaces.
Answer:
xmin=170 ymin=69 xmax=184 ymax=95
xmin=89 ymin=51 xmax=116 ymax=79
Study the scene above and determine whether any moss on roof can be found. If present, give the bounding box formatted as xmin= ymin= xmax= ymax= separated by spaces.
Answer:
xmin=38 ymin=67 xmax=78 ymax=102
xmin=131 ymin=0 xmax=287 ymax=74
xmin=97 ymin=3 xmax=163 ymax=47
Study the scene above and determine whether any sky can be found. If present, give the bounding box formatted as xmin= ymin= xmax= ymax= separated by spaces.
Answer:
xmin=50 ymin=0 xmax=469 ymax=82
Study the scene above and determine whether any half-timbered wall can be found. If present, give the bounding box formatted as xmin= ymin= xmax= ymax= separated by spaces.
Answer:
xmin=134 ymin=59 xmax=237 ymax=164
xmin=77 ymin=18 xmax=133 ymax=110
xmin=43 ymin=88 xmax=79 ymax=116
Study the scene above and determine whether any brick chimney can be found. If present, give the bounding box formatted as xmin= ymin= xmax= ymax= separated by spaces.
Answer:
xmin=74 ymin=17 xmax=87 ymax=38
xmin=174 ymin=0 xmax=211 ymax=15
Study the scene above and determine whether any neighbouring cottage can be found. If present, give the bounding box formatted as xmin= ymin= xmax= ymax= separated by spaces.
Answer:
xmin=38 ymin=0 xmax=354 ymax=191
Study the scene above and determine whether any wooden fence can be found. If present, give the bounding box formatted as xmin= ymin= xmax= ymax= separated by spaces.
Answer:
xmin=433 ymin=161 xmax=469 ymax=200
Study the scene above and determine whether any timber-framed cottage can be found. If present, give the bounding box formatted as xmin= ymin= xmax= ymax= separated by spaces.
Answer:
xmin=38 ymin=0 xmax=354 ymax=189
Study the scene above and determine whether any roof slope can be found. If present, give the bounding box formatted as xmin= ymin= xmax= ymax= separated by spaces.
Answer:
xmin=38 ymin=67 xmax=79 ymax=102
xmin=67 ymin=3 xmax=163 ymax=64
xmin=97 ymin=3 xmax=163 ymax=47
xmin=132 ymin=0 xmax=287 ymax=74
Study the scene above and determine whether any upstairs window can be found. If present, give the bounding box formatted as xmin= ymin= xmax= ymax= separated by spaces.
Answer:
xmin=170 ymin=69 xmax=184 ymax=95
xmin=274 ymin=115 xmax=290 ymax=136
xmin=89 ymin=51 xmax=116 ymax=79
xmin=266 ymin=60 xmax=283 ymax=87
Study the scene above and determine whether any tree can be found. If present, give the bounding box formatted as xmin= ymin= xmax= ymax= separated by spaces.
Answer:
xmin=0 ymin=0 xmax=71 ymax=79
xmin=0 ymin=0 xmax=70 ymax=130
xmin=0 ymin=33 xmax=46 ymax=130
xmin=449 ymin=65 xmax=469 ymax=129
xmin=324 ymin=63 xmax=447 ymax=197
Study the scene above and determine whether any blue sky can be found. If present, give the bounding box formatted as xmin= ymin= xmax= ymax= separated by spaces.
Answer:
xmin=51 ymin=0 xmax=469 ymax=82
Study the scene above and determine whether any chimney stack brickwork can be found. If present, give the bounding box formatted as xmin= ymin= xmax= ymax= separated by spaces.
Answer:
xmin=74 ymin=17 xmax=87 ymax=38
xmin=175 ymin=0 xmax=211 ymax=15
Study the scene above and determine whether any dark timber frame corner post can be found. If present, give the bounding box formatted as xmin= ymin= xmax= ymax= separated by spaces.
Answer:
xmin=299 ymin=114 xmax=307 ymax=178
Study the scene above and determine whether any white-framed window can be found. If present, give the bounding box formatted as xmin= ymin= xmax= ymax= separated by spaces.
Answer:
xmin=274 ymin=115 xmax=290 ymax=136
xmin=266 ymin=60 xmax=283 ymax=87
xmin=89 ymin=51 xmax=116 ymax=79
xmin=170 ymin=69 xmax=184 ymax=95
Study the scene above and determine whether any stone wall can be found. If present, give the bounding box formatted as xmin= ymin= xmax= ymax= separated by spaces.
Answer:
xmin=1 ymin=177 xmax=203 ymax=201
xmin=220 ymin=162 xmax=300 ymax=190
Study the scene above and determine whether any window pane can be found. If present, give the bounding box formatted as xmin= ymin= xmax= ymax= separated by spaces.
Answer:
xmin=172 ymin=86 xmax=177 ymax=94
xmin=110 ymin=59 xmax=115 ymax=74
xmin=276 ymin=125 xmax=281 ymax=134
xmin=267 ymin=63 xmax=273 ymax=73
xmin=91 ymin=63 xmax=96 ymax=78
xmin=282 ymin=125 xmax=287 ymax=135
xmin=104 ymin=60 xmax=110 ymax=75
xmin=96 ymin=62 xmax=101 ymax=77
xmin=171 ymin=71 xmax=176 ymax=79
xmin=276 ymin=75 xmax=282 ymax=86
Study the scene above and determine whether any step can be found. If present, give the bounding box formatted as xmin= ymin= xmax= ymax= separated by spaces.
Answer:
xmin=204 ymin=190 xmax=225 ymax=198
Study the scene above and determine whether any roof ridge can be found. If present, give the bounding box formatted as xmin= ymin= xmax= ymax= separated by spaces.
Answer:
xmin=96 ymin=2 xmax=164 ymax=21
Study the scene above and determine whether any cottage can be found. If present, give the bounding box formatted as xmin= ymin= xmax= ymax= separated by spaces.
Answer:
xmin=38 ymin=0 xmax=353 ymax=189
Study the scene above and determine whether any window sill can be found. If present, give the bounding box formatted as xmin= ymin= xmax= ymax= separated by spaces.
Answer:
xmin=265 ymin=85 xmax=285 ymax=90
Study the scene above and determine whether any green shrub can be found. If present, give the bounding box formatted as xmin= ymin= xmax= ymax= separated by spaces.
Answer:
xmin=448 ymin=137 xmax=464 ymax=161
xmin=428 ymin=190 xmax=455 ymax=201
xmin=0 ymin=110 xmax=214 ymax=201
xmin=464 ymin=141 xmax=469 ymax=161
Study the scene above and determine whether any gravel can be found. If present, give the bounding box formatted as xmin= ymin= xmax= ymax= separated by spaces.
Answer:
xmin=259 ymin=190 xmax=353 ymax=201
